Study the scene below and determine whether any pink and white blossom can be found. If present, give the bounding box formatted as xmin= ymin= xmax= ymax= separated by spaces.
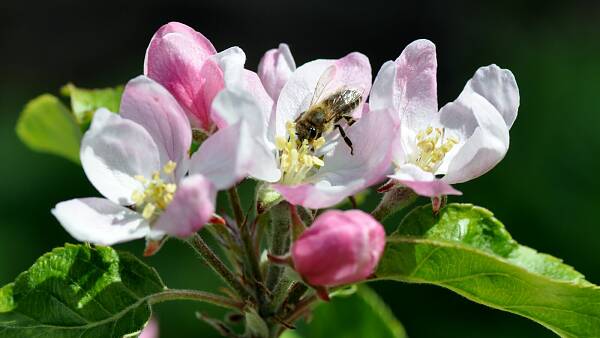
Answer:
xmin=291 ymin=210 xmax=386 ymax=287
xmin=249 ymin=47 xmax=398 ymax=209
xmin=145 ymin=22 xmax=280 ymax=186
xmin=52 ymin=76 xmax=219 ymax=246
xmin=144 ymin=22 xmax=219 ymax=132
xmin=370 ymin=39 xmax=519 ymax=197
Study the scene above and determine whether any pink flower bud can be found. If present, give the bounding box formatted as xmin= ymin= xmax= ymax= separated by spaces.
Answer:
xmin=291 ymin=210 xmax=386 ymax=287
xmin=139 ymin=317 xmax=159 ymax=338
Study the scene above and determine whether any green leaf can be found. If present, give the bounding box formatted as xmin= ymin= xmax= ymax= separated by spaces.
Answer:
xmin=377 ymin=203 xmax=600 ymax=338
xmin=0 ymin=244 xmax=166 ymax=337
xmin=61 ymin=83 xmax=124 ymax=125
xmin=16 ymin=94 xmax=82 ymax=163
xmin=283 ymin=285 xmax=406 ymax=338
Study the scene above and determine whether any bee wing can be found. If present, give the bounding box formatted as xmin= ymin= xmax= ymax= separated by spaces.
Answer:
xmin=309 ymin=65 xmax=337 ymax=107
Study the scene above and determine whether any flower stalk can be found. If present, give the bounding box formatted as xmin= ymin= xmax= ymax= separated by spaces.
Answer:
xmin=228 ymin=187 xmax=245 ymax=228
xmin=186 ymin=233 xmax=253 ymax=301
xmin=149 ymin=289 xmax=244 ymax=311
xmin=265 ymin=202 xmax=291 ymax=291
xmin=371 ymin=186 xmax=418 ymax=222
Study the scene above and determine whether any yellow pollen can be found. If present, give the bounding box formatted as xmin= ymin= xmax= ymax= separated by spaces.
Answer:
xmin=163 ymin=161 xmax=177 ymax=174
xmin=276 ymin=121 xmax=326 ymax=185
xmin=131 ymin=162 xmax=178 ymax=220
xmin=414 ymin=126 xmax=458 ymax=172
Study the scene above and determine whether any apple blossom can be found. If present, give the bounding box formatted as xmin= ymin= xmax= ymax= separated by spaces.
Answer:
xmin=291 ymin=210 xmax=386 ymax=287
xmin=370 ymin=39 xmax=519 ymax=197
xmin=52 ymin=76 xmax=219 ymax=248
xmin=145 ymin=22 xmax=280 ymax=186
xmin=144 ymin=22 xmax=219 ymax=132
xmin=244 ymin=48 xmax=398 ymax=209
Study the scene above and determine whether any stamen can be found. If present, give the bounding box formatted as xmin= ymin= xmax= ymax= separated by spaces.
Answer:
xmin=276 ymin=122 xmax=326 ymax=185
xmin=163 ymin=161 xmax=177 ymax=174
xmin=414 ymin=126 xmax=458 ymax=172
xmin=131 ymin=162 xmax=178 ymax=221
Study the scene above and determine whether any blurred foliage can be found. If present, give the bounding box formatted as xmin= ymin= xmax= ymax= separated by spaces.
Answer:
xmin=15 ymin=84 xmax=123 ymax=163
xmin=1 ymin=1 xmax=599 ymax=337
xmin=60 ymin=83 xmax=124 ymax=125
xmin=15 ymin=95 xmax=82 ymax=163
xmin=283 ymin=285 xmax=406 ymax=338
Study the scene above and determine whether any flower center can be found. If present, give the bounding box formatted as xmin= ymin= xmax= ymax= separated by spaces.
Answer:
xmin=132 ymin=161 xmax=178 ymax=221
xmin=275 ymin=121 xmax=326 ymax=185
xmin=414 ymin=126 xmax=458 ymax=173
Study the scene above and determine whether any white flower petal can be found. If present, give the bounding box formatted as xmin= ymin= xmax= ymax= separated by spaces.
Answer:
xmin=438 ymin=80 xmax=511 ymax=183
xmin=275 ymin=52 xmax=371 ymax=137
xmin=210 ymin=88 xmax=280 ymax=183
xmin=313 ymin=108 xmax=396 ymax=187
xmin=189 ymin=120 xmax=247 ymax=189
xmin=211 ymin=46 xmax=247 ymax=88
xmin=275 ymin=59 xmax=333 ymax=136
xmin=467 ymin=64 xmax=519 ymax=128
xmin=52 ymin=198 xmax=150 ymax=245
xmin=371 ymin=39 xmax=438 ymax=131
xmin=81 ymin=109 xmax=161 ymax=205
xmin=370 ymin=61 xmax=397 ymax=112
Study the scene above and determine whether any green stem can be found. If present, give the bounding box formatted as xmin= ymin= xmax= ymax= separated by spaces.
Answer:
xmin=149 ymin=289 xmax=244 ymax=311
xmin=371 ymin=186 xmax=418 ymax=222
xmin=228 ymin=187 xmax=245 ymax=227
xmin=265 ymin=202 xmax=290 ymax=291
xmin=279 ymin=282 xmax=308 ymax=313
xmin=274 ymin=293 xmax=318 ymax=337
xmin=186 ymin=234 xmax=253 ymax=301
xmin=240 ymin=220 xmax=267 ymax=313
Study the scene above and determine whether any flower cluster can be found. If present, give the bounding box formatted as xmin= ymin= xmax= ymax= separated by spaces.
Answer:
xmin=52 ymin=22 xmax=519 ymax=293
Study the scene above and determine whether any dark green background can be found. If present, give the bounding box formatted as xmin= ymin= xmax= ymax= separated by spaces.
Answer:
xmin=1 ymin=1 xmax=599 ymax=337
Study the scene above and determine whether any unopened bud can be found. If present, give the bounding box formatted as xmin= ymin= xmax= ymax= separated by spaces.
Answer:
xmin=291 ymin=210 xmax=385 ymax=287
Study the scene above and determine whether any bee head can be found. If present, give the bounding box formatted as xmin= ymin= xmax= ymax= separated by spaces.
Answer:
xmin=296 ymin=120 xmax=319 ymax=141
xmin=307 ymin=126 xmax=318 ymax=139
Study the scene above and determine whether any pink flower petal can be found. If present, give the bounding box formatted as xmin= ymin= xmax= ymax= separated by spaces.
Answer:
xmin=273 ymin=180 xmax=364 ymax=210
xmin=258 ymin=43 xmax=296 ymax=100
xmin=120 ymin=76 xmax=192 ymax=180
xmin=52 ymin=197 xmax=150 ymax=246
xmin=81 ymin=109 xmax=160 ymax=205
xmin=390 ymin=164 xmax=462 ymax=197
xmin=153 ymin=175 xmax=216 ymax=237
xmin=144 ymin=22 xmax=217 ymax=131
xmin=291 ymin=210 xmax=385 ymax=287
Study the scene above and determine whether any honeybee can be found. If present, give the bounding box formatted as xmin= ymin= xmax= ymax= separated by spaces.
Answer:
xmin=295 ymin=69 xmax=363 ymax=155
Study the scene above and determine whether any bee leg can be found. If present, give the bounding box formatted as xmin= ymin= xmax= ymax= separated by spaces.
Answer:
xmin=344 ymin=116 xmax=356 ymax=126
xmin=335 ymin=124 xmax=354 ymax=155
